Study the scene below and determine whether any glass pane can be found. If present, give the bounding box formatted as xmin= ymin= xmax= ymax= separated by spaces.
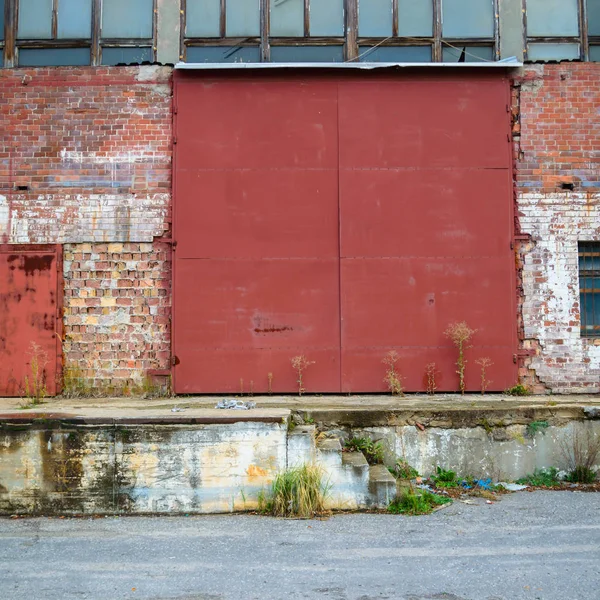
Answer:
xmin=528 ymin=43 xmax=580 ymax=61
xmin=311 ymin=0 xmax=344 ymax=36
xmin=443 ymin=45 xmax=493 ymax=62
xmin=102 ymin=46 xmax=152 ymax=65
xmin=0 ymin=0 xmax=4 ymax=41
xmin=18 ymin=47 xmax=91 ymax=66
xmin=271 ymin=0 xmax=304 ymax=37
xmin=588 ymin=0 xmax=600 ymax=36
xmin=398 ymin=0 xmax=432 ymax=36
xmin=359 ymin=0 xmax=393 ymax=37
xmin=527 ymin=0 xmax=579 ymax=37
xmin=359 ymin=45 xmax=431 ymax=62
xmin=102 ymin=0 xmax=153 ymax=38
xmin=590 ymin=46 xmax=600 ymax=62
xmin=226 ymin=0 xmax=260 ymax=36
xmin=270 ymin=45 xmax=344 ymax=61
xmin=58 ymin=0 xmax=92 ymax=38
xmin=442 ymin=0 xmax=494 ymax=38
xmin=185 ymin=46 xmax=260 ymax=62
xmin=18 ymin=0 xmax=53 ymax=38
xmin=186 ymin=0 xmax=220 ymax=37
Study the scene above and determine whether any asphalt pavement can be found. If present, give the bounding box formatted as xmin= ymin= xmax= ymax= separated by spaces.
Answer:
xmin=1 ymin=491 xmax=599 ymax=600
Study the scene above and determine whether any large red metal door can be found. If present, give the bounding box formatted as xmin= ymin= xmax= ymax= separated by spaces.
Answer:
xmin=0 ymin=246 xmax=61 ymax=396
xmin=173 ymin=71 xmax=516 ymax=393
xmin=173 ymin=76 xmax=341 ymax=393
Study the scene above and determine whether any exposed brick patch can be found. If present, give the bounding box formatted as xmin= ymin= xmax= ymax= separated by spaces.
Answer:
xmin=63 ymin=241 xmax=171 ymax=388
xmin=513 ymin=64 xmax=600 ymax=393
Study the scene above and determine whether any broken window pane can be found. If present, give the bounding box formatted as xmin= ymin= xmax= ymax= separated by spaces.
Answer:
xmin=526 ymin=0 xmax=579 ymax=37
xmin=588 ymin=0 xmax=600 ymax=36
xmin=186 ymin=0 xmax=221 ymax=37
xmin=270 ymin=45 xmax=344 ymax=61
xmin=398 ymin=0 xmax=432 ymax=37
xmin=271 ymin=0 xmax=304 ymax=37
xmin=358 ymin=0 xmax=393 ymax=37
xmin=527 ymin=43 xmax=580 ymax=61
xmin=443 ymin=45 xmax=493 ymax=62
xmin=58 ymin=0 xmax=92 ymax=38
xmin=18 ymin=47 xmax=91 ymax=66
xmin=18 ymin=0 xmax=53 ymax=39
xmin=359 ymin=45 xmax=431 ymax=62
xmin=102 ymin=46 xmax=152 ymax=65
xmin=186 ymin=46 xmax=260 ymax=63
xmin=590 ymin=46 xmax=600 ymax=62
xmin=311 ymin=0 xmax=344 ymax=37
xmin=442 ymin=0 xmax=494 ymax=38
xmin=227 ymin=0 xmax=261 ymax=36
xmin=102 ymin=0 xmax=153 ymax=38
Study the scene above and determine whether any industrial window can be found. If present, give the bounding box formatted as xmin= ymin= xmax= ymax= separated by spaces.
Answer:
xmin=525 ymin=0 xmax=599 ymax=62
xmin=182 ymin=0 xmax=498 ymax=63
xmin=2 ymin=0 xmax=156 ymax=67
xmin=579 ymin=242 xmax=600 ymax=338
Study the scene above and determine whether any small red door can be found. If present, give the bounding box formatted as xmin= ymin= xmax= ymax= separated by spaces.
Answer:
xmin=0 ymin=246 xmax=61 ymax=396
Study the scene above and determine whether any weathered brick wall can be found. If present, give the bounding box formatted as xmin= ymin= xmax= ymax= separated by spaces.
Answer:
xmin=514 ymin=63 xmax=600 ymax=393
xmin=0 ymin=66 xmax=173 ymax=390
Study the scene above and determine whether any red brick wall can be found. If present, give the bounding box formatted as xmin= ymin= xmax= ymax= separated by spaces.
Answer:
xmin=0 ymin=66 xmax=173 ymax=392
xmin=513 ymin=64 xmax=600 ymax=393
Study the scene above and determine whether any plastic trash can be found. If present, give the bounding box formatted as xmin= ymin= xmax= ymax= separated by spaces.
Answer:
xmin=497 ymin=482 xmax=529 ymax=492
xmin=171 ymin=407 xmax=185 ymax=413
xmin=215 ymin=399 xmax=256 ymax=410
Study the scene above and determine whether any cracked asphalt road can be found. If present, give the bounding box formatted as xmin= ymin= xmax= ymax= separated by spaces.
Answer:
xmin=1 ymin=491 xmax=599 ymax=600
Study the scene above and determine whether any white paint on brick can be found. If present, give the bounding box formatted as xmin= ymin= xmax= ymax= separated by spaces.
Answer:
xmin=0 ymin=195 xmax=8 ymax=238
xmin=3 ymin=194 xmax=169 ymax=243
xmin=518 ymin=192 xmax=600 ymax=392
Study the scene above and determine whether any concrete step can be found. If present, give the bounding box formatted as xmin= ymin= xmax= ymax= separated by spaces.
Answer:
xmin=367 ymin=464 xmax=397 ymax=509
xmin=316 ymin=436 xmax=343 ymax=470
xmin=324 ymin=450 xmax=370 ymax=510
xmin=287 ymin=425 xmax=316 ymax=467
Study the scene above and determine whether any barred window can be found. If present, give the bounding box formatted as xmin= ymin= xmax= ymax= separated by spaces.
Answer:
xmin=579 ymin=242 xmax=600 ymax=338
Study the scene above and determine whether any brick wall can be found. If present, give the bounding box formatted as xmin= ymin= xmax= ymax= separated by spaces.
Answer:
xmin=0 ymin=66 xmax=173 ymax=390
xmin=513 ymin=64 xmax=600 ymax=393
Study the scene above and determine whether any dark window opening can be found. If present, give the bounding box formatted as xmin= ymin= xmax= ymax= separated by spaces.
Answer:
xmin=579 ymin=242 xmax=600 ymax=338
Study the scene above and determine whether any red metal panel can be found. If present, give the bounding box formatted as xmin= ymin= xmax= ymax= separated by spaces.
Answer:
xmin=0 ymin=247 xmax=59 ymax=396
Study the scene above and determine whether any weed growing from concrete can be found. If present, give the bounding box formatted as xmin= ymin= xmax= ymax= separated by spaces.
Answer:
xmin=475 ymin=357 xmax=493 ymax=394
xmin=267 ymin=372 xmax=273 ymax=395
xmin=516 ymin=467 xmax=560 ymax=487
xmin=382 ymin=350 xmax=404 ymax=396
xmin=559 ymin=429 xmax=600 ymax=484
xmin=239 ymin=378 xmax=244 ymax=395
xmin=257 ymin=464 xmax=329 ymax=518
xmin=425 ymin=362 xmax=438 ymax=395
xmin=505 ymin=384 xmax=531 ymax=396
xmin=444 ymin=321 xmax=476 ymax=394
xmin=432 ymin=466 xmax=459 ymax=488
xmin=21 ymin=342 xmax=48 ymax=406
xmin=388 ymin=488 xmax=451 ymax=515
xmin=391 ymin=458 xmax=419 ymax=480
xmin=345 ymin=437 xmax=385 ymax=465
xmin=526 ymin=420 xmax=549 ymax=438
xmin=291 ymin=355 xmax=314 ymax=396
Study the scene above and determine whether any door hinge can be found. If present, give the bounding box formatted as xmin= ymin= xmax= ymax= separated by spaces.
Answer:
xmin=173 ymin=136 xmax=177 ymax=145
xmin=171 ymin=355 xmax=179 ymax=366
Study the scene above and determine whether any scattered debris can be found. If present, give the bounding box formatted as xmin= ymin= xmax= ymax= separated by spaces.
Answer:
xmin=171 ymin=407 xmax=185 ymax=413
xmin=215 ymin=399 xmax=257 ymax=410
xmin=497 ymin=482 xmax=529 ymax=492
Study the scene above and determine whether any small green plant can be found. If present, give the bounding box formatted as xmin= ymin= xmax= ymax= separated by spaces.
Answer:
xmin=425 ymin=362 xmax=438 ymax=395
xmin=345 ymin=437 xmax=385 ymax=465
xmin=291 ymin=355 xmax=315 ymax=396
xmin=505 ymin=384 xmax=531 ymax=396
xmin=257 ymin=464 xmax=329 ymax=518
xmin=432 ymin=466 xmax=459 ymax=488
xmin=475 ymin=357 xmax=493 ymax=395
xmin=479 ymin=418 xmax=494 ymax=434
xmin=382 ymin=350 xmax=404 ymax=396
xmin=559 ymin=429 xmax=600 ymax=484
xmin=444 ymin=321 xmax=476 ymax=394
xmin=516 ymin=467 xmax=560 ymax=487
xmin=391 ymin=458 xmax=419 ymax=480
xmin=526 ymin=420 xmax=549 ymax=438
xmin=388 ymin=488 xmax=451 ymax=515
xmin=22 ymin=342 xmax=48 ymax=406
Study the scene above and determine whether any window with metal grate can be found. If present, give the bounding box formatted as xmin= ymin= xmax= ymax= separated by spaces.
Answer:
xmin=579 ymin=242 xmax=600 ymax=338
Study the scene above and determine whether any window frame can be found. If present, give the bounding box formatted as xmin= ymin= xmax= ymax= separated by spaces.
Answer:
xmin=181 ymin=0 xmax=500 ymax=63
xmin=578 ymin=242 xmax=600 ymax=338
xmin=3 ymin=0 xmax=158 ymax=67
xmin=523 ymin=0 xmax=598 ymax=62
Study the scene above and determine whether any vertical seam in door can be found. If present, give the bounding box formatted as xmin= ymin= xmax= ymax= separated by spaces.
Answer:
xmin=337 ymin=80 xmax=343 ymax=392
